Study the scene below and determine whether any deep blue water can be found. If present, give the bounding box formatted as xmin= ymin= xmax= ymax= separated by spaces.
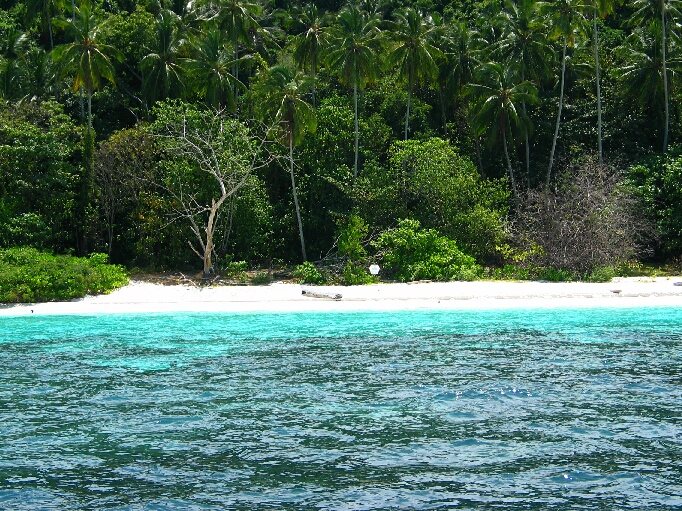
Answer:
xmin=1 ymin=307 xmax=681 ymax=510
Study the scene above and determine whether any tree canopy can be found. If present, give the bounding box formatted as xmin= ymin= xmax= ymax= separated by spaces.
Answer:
xmin=0 ymin=0 xmax=679 ymax=279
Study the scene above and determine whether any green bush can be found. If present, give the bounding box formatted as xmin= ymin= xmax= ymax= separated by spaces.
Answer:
xmin=293 ymin=261 xmax=326 ymax=285
xmin=536 ymin=267 xmax=575 ymax=282
xmin=373 ymin=219 xmax=481 ymax=282
xmin=585 ymin=266 xmax=617 ymax=283
xmin=355 ymin=138 xmax=510 ymax=263
xmin=250 ymin=271 xmax=273 ymax=285
xmin=217 ymin=258 xmax=248 ymax=281
xmin=335 ymin=215 xmax=377 ymax=285
xmin=0 ymin=247 xmax=129 ymax=303
xmin=337 ymin=215 xmax=369 ymax=262
xmin=487 ymin=264 xmax=575 ymax=282
xmin=341 ymin=261 xmax=377 ymax=286
xmin=629 ymin=149 xmax=682 ymax=257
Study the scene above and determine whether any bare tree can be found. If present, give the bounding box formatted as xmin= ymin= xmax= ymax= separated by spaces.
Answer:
xmin=151 ymin=101 xmax=275 ymax=276
xmin=512 ymin=156 xmax=656 ymax=276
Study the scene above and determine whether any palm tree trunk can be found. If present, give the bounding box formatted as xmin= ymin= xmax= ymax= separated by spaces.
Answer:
xmin=405 ymin=67 xmax=414 ymax=141
xmin=87 ymin=89 xmax=92 ymax=134
xmin=290 ymin=138 xmax=307 ymax=262
xmin=438 ymin=81 xmax=447 ymax=137
xmin=311 ymin=50 xmax=317 ymax=108
xmin=523 ymin=103 xmax=530 ymax=182
xmin=48 ymin=13 xmax=58 ymax=100
xmin=520 ymin=65 xmax=530 ymax=179
xmin=547 ymin=38 xmax=567 ymax=186
xmin=473 ymin=129 xmax=483 ymax=176
xmin=662 ymin=5 xmax=669 ymax=152
xmin=404 ymin=84 xmax=411 ymax=141
xmin=233 ymin=30 xmax=239 ymax=104
xmin=354 ymin=81 xmax=359 ymax=180
xmin=594 ymin=9 xmax=603 ymax=163
xmin=502 ymin=127 xmax=518 ymax=197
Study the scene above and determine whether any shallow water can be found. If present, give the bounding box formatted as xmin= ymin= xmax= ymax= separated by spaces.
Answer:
xmin=1 ymin=307 xmax=681 ymax=510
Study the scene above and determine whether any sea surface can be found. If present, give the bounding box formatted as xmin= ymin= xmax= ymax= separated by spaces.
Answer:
xmin=0 ymin=307 xmax=681 ymax=510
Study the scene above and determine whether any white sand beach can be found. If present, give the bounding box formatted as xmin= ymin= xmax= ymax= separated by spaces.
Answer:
xmin=1 ymin=277 xmax=682 ymax=316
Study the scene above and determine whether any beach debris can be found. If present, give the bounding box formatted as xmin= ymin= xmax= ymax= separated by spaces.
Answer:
xmin=610 ymin=289 xmax=622 ymax=294
xmin=301 ymin=289 xmax=342 ymax=300
xmin=674 ymin=282 xmax=682 ymax=286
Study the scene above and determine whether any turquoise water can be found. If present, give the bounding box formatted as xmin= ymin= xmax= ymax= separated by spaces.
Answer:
xmin=1 ymin=307 xmax=681 ymax=510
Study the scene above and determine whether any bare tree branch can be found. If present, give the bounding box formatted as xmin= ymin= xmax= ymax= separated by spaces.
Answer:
xmin=149 ymin=103 xmax=279 ymax=276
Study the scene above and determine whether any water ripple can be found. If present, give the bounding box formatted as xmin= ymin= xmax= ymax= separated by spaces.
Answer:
xmin=1 ymin=307 xmax=681 ymax=509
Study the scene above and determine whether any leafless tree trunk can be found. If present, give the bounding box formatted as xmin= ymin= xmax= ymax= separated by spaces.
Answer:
xmin=513 ymin=156 xmax=656 ymax=276
xmin=154 ymin=108 xmax=275 ymax=276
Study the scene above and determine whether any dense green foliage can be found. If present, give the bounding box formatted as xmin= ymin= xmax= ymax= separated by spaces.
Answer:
xmin=374 ymin=218 xmax=481 ymax=282
xmin=356 ymin=137 xmax=509 ymax=262
xmin=0 ymin=247 xmax=128 ymax=303
xmin=0 ymin=103 xmax=83 ymax=251
xmin=1 ymin=0 xmax=681 ymax=283
xmin=630 ymin=149 xmax=682 ymax=257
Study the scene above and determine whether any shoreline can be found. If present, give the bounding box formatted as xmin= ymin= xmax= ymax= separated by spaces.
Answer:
xmin=2 ymin=276 xmax=682 ymax=316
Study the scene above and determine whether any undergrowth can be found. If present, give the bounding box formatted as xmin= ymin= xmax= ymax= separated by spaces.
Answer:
xmin=0 ymin=247 xmax=129 ymax=303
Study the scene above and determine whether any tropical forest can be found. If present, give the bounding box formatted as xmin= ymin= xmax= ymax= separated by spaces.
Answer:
xmin=1 ymin=0 xmax=682 ymax=298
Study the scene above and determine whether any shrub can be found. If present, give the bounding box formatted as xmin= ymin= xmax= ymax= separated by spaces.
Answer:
xmin=536 ymin=267 xmax=575 ymax=282
xmin=486 ymin=264 xmax=575 ymax=282
xmin=337 ymin=214 xmax=369 ymax=262
xmin=0 ymin=247 xmax=129 ymax=303
xmin=250 ymin=271 xmax=273 ymax=286
xmin=293 ymin=261 xmax=326 ymax=285
xmin=334 ymin=214 xmax=377 ymax=285
xmin=373 ymin=219 xmax=481 ymax=282
xmin=585 ymin=266 xmax=617 ymax=283
xmin=217 ymin=259 xmax=248 ymax=281
xmin=512 ymin=157 xmax=656 ymax=277
xmin=354 ymin=138 xmax=510 ymax=263
xmin=341 ymin=261 xmax=377 ymax=285
xmin=629 ymin=149 xmax=682 ymax=258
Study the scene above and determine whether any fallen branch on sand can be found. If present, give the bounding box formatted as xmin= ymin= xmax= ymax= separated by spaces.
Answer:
xmin=302 ymin=289 xmax=343 ymax=300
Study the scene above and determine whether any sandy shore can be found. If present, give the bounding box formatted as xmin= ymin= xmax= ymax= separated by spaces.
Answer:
xmin=1 ymin=276 xmax=682 ymax=316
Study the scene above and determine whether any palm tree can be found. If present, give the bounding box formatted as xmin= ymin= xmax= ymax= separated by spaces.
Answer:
xmin=467 ymin=62 xmax=538 ymax=197
xmin=325 ymin=5 xmax=381 ymax=180
xmin=448 ymin=22 xmax=486 ymax=93
xmin=51 ymin=0 xmax=123 ymax=134
xmin=542 ymin=0 xmax=589 ymax=185
xmin=0 ymin=58 xmax=20 ymax=102
xmin=386 ymin=7 xmax=443 ymax=140
xmin=292 ymin=3 xmax=329 ymax=107
xmin=140 ymin=9 xmax=190 ymax=107
xmin=0 ymin=29 xmax=30 ymax=101
xmin=618 ymin=27 xmax=668 ymax=138
xmin=630 ymin=0 xmax=682 ymax=152
xmin=187 ymin=28 xmax=243 ymax=110
xmin=24 ymin=0 xmax=63 ymax=51
xmin=496 ymin=0 xmax=553 ymax=175
xmin=207 ymin=0 xmax=262 ymax=102
xmin=16 ymin=46 xmax=54 ymax=103
xmin=256 ymin=66 xmax=317 ymax=262
xmin=590 ymin=0 xmax=619 ymax=162
xmin=441 ymin=22 xmax=487 ymax=165
xmin=357 ymin=0 xmax=392 ymax=17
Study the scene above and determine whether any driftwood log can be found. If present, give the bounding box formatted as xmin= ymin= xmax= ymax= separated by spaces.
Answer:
xmin=301 ymin=288 xmax=343 ymax=300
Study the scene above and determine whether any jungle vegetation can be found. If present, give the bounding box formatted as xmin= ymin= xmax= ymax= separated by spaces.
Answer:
xmin=1 ymin=0 xmax=682 ymax=287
